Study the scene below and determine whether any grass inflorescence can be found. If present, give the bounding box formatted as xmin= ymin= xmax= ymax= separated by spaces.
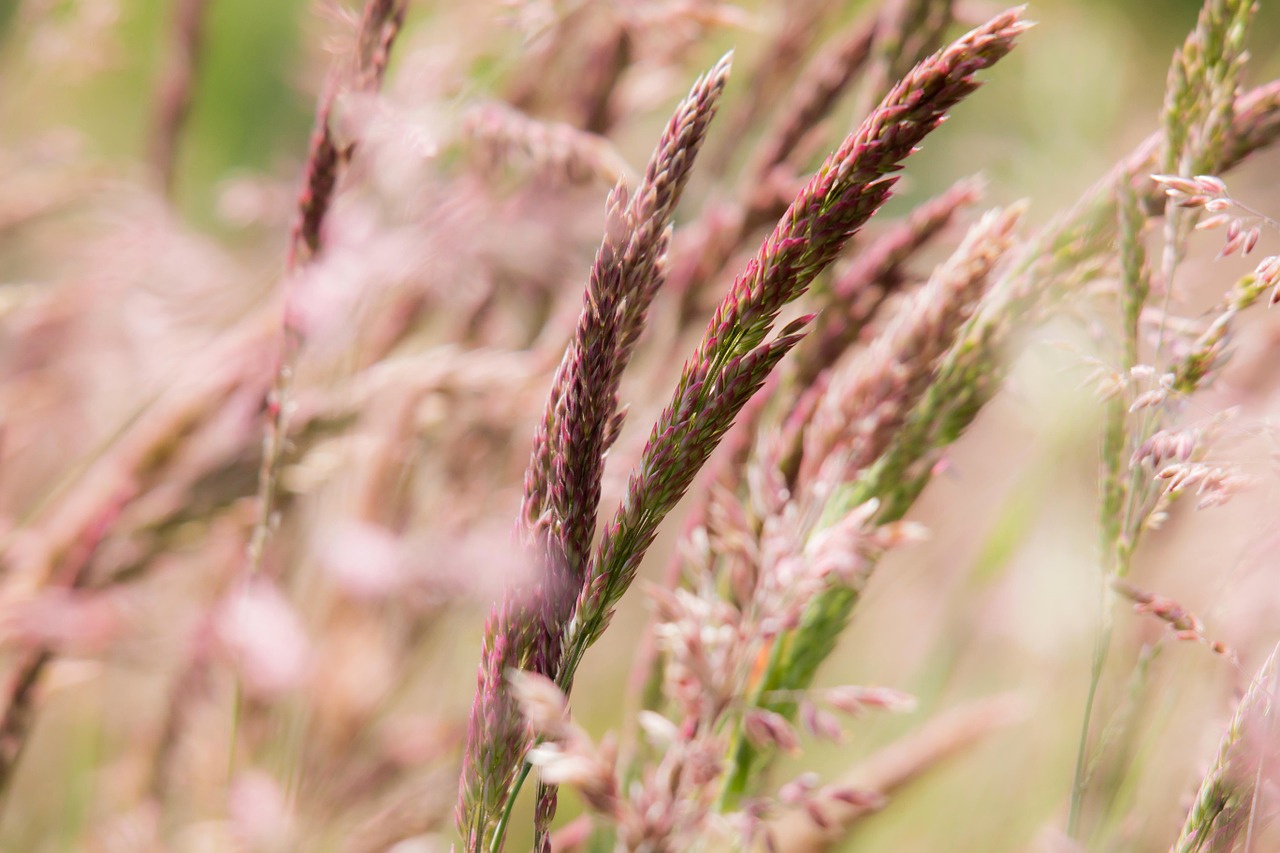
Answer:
xmin=2 ymin=1 xmax=1280 ymax=851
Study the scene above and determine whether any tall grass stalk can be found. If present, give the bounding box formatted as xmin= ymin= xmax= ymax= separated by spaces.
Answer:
xmin=3 ymin=1 xmax=1280 ymax=850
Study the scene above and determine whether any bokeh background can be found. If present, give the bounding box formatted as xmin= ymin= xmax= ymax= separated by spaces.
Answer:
xmin=1 ymin=1 xmax=1280 ymax=851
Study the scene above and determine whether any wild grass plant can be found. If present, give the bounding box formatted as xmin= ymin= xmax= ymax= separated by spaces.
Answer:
xmin=1 ymin=0 xmax=1280 ymax=851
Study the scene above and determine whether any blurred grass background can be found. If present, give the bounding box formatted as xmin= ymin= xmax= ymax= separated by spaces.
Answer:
xmin=2 ymin=1 xmax=1279 ymax=851
xmin=2 ymin=1 xmax=1277 ymax=224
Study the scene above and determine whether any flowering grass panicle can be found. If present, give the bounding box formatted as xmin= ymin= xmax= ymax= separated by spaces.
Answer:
xmin=6 ymin=1 xmax=1280 ymax=851
xmin=561 ymin=7 xmax=1029 ymax=687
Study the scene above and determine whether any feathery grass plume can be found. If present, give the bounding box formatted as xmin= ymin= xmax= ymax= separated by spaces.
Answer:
xmin=796 ymin=175 xmax=985 ymax=386
xmin=250 ymin=0 xmax=408 ymax=577
xmin=1161 ymin=0 xmax=1255 ymax=180
xmin=815 ymin=77 xmax=1280 ymax=541
xmin=462 ymin=101 xmax=633 ymax=188
xmin=572 ymin=16 xmax=630 ymax=135
xmin=550 ymin=12 xmax=1027 ymax=819
xmin=350 ymin=0 xmax=405 ymax=92
xmin=459 ymin=56 xmax=732 ymax=853
xmin=1228 ymin=79 xmax=1280 ymax=161
xmin=717 ymin=3 xmax=1274 ymax=816
xmin=719 ymin=205 xmax=1021 ymax=803
xmin=799 ymin=204 xmax=1023 ymax=488
xmin=742 ymin=10 xmax=878 ymax=211
xmin=705 ymin=0 xmax=834 ymax=177
xmin=1173 ymin=645 xmax=1280 ymax=853
xmin=926 ymin=76 xmax=1280 ymax=398
xmin=751 ymin=71 xmax=1280 ymax=790
xmin=150 ymin=0 xmax=208 ymax=196
xmin=858 ymin=0 xmax=955 ymax=118
xmin=671 ymin=1 xmax=957 ymax=320
xmin=1066 ymin=174 xmax=1275 ymax=833
xmin=289 ymin=0 xmax=408 ymax=269
xmin=668 ymin=11 xmax=881 ymax=318
xmin=1072 ymin=0 xmax=1258 ymax=834
xmin=1174 ymin=254 xmax=1280 ymax=391
xmin=1095 ymin=179 xmax=1151 ymax=580
xmin=9 ymin=0 xmax=1280 ymax=847
xmin=524 ymin=52 xmax=732 ymax=592
xmin=1110 ymin=580 xmax=1229 ymax=654
xmin=663 ymin=175 xmax=981 ymax=570
xmin=531 ymin=54 xmax=732 ymax=848
xmin=1154 ymin=0 xmax=1255 ymax=374
xmin=0 ymin=0 xmax=409 ymax=807
xmin=504 ymin=5 xmax=629 ymax=134
xmin=769 ymin=178 xmax=985 ymax=488
xmin=556 ymin=9 xmax=1030 ymax=706
xmin=458 ymin=610 xmax=535 ymax=851
xmin=162 ymin=0 xmax=408 ymax=821
xmin=783 ymin=71 xmax=1280 ymax=829
xmin=0 ymin=497 xmax=121 ymax=801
